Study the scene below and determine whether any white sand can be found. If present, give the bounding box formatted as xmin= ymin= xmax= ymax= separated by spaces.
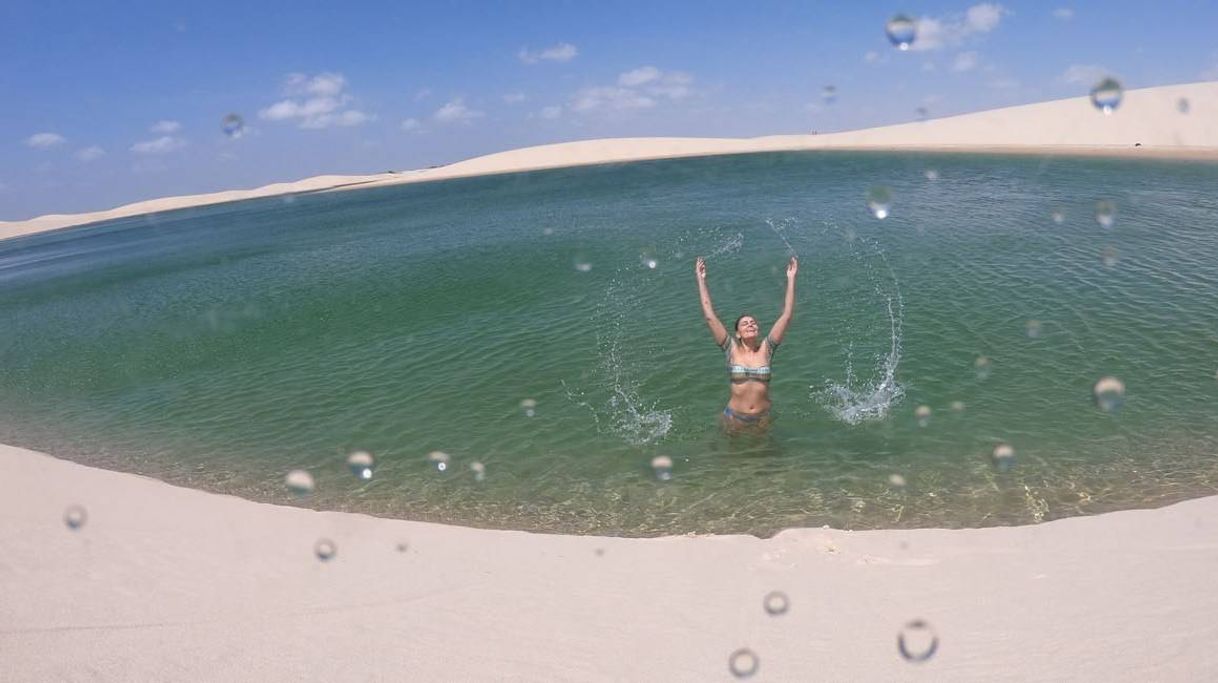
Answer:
xmin=3 ymin=81 xmax=1216 ymax=242
xmin=3 ymin=444 xmax=1217 ymax=681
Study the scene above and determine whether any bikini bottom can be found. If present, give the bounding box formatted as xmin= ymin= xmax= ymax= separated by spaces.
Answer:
xmin=722 ymin=406 xmax=771 ymax=424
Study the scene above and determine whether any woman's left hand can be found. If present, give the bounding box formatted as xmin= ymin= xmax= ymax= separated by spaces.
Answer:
xmin=786 ymin=255 xmax=798 ymax=280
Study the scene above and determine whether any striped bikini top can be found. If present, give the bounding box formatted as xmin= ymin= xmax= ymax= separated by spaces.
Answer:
xmin=722 ymin=335 xmax=779 ymax=383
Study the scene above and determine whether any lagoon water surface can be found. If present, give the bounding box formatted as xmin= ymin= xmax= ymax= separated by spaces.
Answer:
xmin=2 ymin=152 xmax=1216 ymax=536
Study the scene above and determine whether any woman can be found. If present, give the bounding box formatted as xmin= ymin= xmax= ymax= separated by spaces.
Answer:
xmin=695 ymin=255 xmax=798 ymax=430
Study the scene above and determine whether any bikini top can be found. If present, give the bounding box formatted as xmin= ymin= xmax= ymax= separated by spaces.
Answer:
xmin=722 ymin=335 xmax=779 ymax=383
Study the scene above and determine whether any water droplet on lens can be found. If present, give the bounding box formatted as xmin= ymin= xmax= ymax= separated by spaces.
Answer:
xmin=221 ymin=113 xmax=245 ymax=138
xmin=924 ymin=169 xmax=939 ymax=180
xmin=427 ymin=451 xmax=450 ymax=472
xmin=1025 ymin=320 xmax=1042 ymax=338
xmin=974 ymin=356 xmax=992 ymax=380
xmin=915 ymin=106 xmax=929 ymax=121
xmin=346 ymin=451 xmax=374 ymax=480
xmin=314 ymin=538 xmax=337 ymax=561
xmin=1093 ymin=376 xmax=1126 ymax=412
xmin=64 ymin=505 xmax=87 ymax=530
xmin=470 ymin=461 xmax=486 ymax=482
xmin=729 ymin=648 xmax=759 ymax=678
xmin=574 ymin=261 xmax=592 ymax=272
xmin=520 ymin=398 xmax=538 ymax=417
xmin=897 ymin=619 xmax=939 ymax=662
xmin=285 ymin=469 xmax=315 ymax=496
xmin=640 ymin=248 xmax=659 ymax=270
xmin=542 ymin=227 xmax=554 ymax=236
xmin=915 ymin=405 xmax=932 ymax=427
xmin=396 ymin=542 xmax=409 ymax=553
xmin=1051 ymin=209 xmax=1065 ymax=224
xmin=650 ymin=455 xmax=673 ymax=481
xmin=992 ymin=443 xmax=1016 ymax=472
xmin=886 ymin=14 xmax=917 ymax=50
xmin=950 ymin=400 xmax=966 ymax=412
xmin=1177 ymin=98 xmax=1190 ymax=114
xmin=1102 ymin=246 xmax=1120 ymax=267
xmin=1090 ymin=77 xmax=1123 ymax=114
xmin=763 ymin=591 xmax=789 ymax=616
xmin=888 ymin=473 xmax=907 ymax=488
xmin=1095 ymin=200 xmax=1116 ymax=228
xmin=822 ymin=84 xmax=837 ymax=104
xmin=867 ymin=186 xmax=892 ymax=219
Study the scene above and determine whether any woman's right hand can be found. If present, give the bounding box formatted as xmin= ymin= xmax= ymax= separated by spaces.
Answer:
xmin=695 ymin=256 xmax=707 ymax=280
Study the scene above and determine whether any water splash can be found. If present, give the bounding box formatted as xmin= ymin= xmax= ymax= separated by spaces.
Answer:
xmin=569 ymin=274 xmax=673 ymax=445
xmin=673 ymin=226 xmax=744 ymax=262
xmin=817 ymin=236 xmax=905 ymax=424
xmin=763 ymin=217 xmax=799 ymax=257
xmin=708 ymin=230 xmax=744 ymax=258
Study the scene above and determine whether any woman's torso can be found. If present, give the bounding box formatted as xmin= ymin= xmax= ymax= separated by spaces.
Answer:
xmin=725 ymin=337 xmax=774 ymax=415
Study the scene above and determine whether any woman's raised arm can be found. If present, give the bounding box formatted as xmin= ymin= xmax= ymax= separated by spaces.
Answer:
xmin=695 ymin=257 xmax=729 ymax=347
xmin=767 ymin=256 xmax=798 ymax=345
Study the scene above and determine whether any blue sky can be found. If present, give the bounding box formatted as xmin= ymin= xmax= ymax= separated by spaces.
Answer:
xmin=3 ymin=0 xmax=1216 ymax=220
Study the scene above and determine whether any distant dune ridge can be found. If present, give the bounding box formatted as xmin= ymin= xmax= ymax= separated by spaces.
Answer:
xmin=2 ymin=81 xmax=1215 ymax=241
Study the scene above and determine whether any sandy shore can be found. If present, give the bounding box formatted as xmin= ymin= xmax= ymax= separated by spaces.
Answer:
xmin=3 ymin=443 xmax=1217 ymax=681
xmin=3 ymin=81 xmax=1215 ymax=242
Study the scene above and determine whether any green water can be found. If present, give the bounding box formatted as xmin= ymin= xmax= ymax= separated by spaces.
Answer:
xmin=2 ymin=152 xmax=1216 ymax=536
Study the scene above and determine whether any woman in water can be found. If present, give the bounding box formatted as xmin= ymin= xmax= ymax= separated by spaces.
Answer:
xmin=695 ymin=255 xmax=797 ymax=430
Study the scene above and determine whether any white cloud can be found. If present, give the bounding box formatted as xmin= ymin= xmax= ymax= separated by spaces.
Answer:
xmin=25 ymin=132 xmax=66 ymax=148
xmin=433 ymin=98 xmax=484 ymax=123
xmin=540 ymin=105 xmax=562 ymax=120
xmin=130 ymin=136 xmax=187 ymax=155
xmin=1052 ymin=8 xmax=1074 ymax=20
xmin=518 ymin=42 xmax=578 ymax=64
xmin=571 ymin=86 xmax=654 ymax=112
xmin=571 ymin=66 xmax=695 ymax=114
xmin=259 ymin=72 xmax=371 ymax=129
xmin=299 ymin=110 xmax=372 ymax=129
xmin=952 ymin=51 xmax=980 ymax=72
xmin=1060 ymin=64 xmax=1109 ymax=85
xmin=910 ymin=3 xmax=1010 ymax=52
xmin=502 ymin=92 xmax=528 ymax=104
xmin=618 ymin=66 xmax=661 ymax=87
xmin=76 ymin=146 xmax=105 ymax=162
xmin=285 ymin=72 xmax=346 ymax=97
xmin=401 ymin=118 xmax=422 ymax=131
xmin=150 ymin=120 xmax=182 ymax=134
xmin=966 ymin=3 xmax=1006 ymax=32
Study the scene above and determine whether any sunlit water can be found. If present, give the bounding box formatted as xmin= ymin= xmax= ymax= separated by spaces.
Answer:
xmin=2 ymin=151 xmax=1217 ymax=536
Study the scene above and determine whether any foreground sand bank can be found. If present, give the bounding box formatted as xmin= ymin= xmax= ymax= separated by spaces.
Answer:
xmin=3 ymin=443 xmax=1216 ymax=681
xmin=2 ymin=81 xmax=1215 ymax=243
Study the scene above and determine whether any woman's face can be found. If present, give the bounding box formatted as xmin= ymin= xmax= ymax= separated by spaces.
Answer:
xmin=736 ymin=316 xmax=759 ymax=340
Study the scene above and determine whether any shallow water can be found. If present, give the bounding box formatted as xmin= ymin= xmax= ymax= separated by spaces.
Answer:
xmin=1 ymin=151 xmax=1216 ymax=536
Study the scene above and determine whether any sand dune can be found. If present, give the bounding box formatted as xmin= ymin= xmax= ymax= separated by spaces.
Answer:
xmin=3 ymin=81 xmax=1215 ymax=243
